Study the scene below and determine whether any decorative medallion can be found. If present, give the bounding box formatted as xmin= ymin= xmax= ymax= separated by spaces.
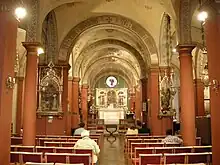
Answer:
xmin=106 ymin=76 xmax=117 ymax=88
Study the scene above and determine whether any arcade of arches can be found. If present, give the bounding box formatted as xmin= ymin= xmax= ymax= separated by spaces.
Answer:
xmin=1 ymin=0 xmax=220 ymax=165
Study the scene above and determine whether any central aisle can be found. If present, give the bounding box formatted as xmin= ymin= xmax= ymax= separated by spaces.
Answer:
xmin=99 ymin=135 xmax=128 ymax=165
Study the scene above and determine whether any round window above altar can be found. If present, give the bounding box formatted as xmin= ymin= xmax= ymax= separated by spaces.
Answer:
xmin=106 ymin=76 xmax=117 ymax=88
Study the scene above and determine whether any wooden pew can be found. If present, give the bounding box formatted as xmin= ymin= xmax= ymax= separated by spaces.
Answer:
xmin=193 ymin=145 xmax=212 ymax=152
xmin=139 ymin=153 xmax=163 ymax=165
xmin=133 ymin=146 xmax=212 ymax=165
xmin=36 ymin=146 xmax=55 ymax=153
xmin=187 ymin=152 xmax=212 ymax=164
xmin=25 ymin=163 xmax=54 ymax=165
xmin=55 ymin=163 xmax=84 ymax=165
xmin=164 ymin=153 xmax=186 ymax=164
xmin=133 ymin=148 xmax=154 ymax=165
xmin=45 ymin=153 xmax=91 ymax=165
xmin=10 ymin=152 xmax=43 ymax=164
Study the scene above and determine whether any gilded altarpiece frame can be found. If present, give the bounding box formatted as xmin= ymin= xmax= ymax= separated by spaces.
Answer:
xmin=37 ymin=62 xmax=64 ymax=118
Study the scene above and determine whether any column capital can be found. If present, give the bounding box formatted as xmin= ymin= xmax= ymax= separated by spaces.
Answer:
xmin=194 ymin=78 xmax=205 ymax=86
xmin=148 ymin=66 xmax=160 ymax=74
xmin=60 ymin=64 xmax=71 ymax=71
xmin=22 ymin=42 xmax=41 ymax=53
xmin=194 ymin=78 xmax=203 ymax=83
xmin=159 ymin=66 xmax=170 ymax=70
xmin=177 ymin=44 xmax=196 ymax=55
xmin=129 ymin=92 xmax=135 ymax=97
xmin=73 ymin=77 xmax=80 ymax=82
xmin=82 ymin=84 xmax=89 ymax=89
xmin=16 ymin=76 xmax=24 ymax=81
xmin=140 ymin=77 xmax=147 ymax=83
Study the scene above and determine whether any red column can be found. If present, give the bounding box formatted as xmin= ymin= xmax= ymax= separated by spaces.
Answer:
xmin=141 ymin=78 xmax=147 ymax=101
xmin=129 ymin=92 xmax=135 ymax=112
xmin=81 ymin=84 xmax=88 ymax=127
xmin=68 ymin=78 xmax=72 ymax=135
xmin=135 ymin=86 xmax=142 ymax=120
xmin=72 ymin=77 xmax=80 ymax=128
xmin=194 ymin=79 xmax=205 ymax=116
xmin=147 ymin=77 xmax=151 ymax=128
xmin=0 ymin=3 xmax=17 ymax=164
xmin=62 ymin=66 xmax=70 ymax=135
xmin=22 ymin=42 xmax=40 ymax=146
xmin=16 ymin=77 xmax=24 ymax=135
xmin=178 ymin=45 xmax=196 ymax=146
xmin=205 ymin=12 xmax=220 ymax=165
xmin=149 ymin=67 xmax=161 ymax=135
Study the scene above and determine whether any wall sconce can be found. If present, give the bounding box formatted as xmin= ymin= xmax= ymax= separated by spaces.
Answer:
xmin=6 ymin=76 xmax=16 ymax=89
xmin=48 ymin=116 xmax=53 ymax=123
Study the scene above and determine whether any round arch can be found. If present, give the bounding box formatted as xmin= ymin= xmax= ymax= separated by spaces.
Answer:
xmin=82 ymin=63 xmax=136 ymax=85
xmin=82 ymin=56 xmax=139 ymax=81
xmin=73 ymin=39 xmax=144 ymax=77
xmin=59 ymin=14 xmax=158 ymax=64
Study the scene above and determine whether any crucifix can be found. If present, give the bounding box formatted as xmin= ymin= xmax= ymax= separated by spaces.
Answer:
xmin=109 ymin=78 xmax=114 ymax=86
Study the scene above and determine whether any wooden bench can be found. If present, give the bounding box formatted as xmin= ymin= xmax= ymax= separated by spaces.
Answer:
xmin=45 ymin=153 xmax=91 ymax=165
xmin=139 ymin=153 xmax=163 ymax=165
xmin=138 ymin=152 xmax=212 ymax=165
xmin=10 ymin=152 xmax=43 ymax=164
xmin=133 ymin=146 xmax=212 ymax=165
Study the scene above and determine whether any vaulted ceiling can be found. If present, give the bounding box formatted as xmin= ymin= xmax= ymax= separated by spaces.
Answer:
xmin=17 ymin=0 xmax=207 ymax=88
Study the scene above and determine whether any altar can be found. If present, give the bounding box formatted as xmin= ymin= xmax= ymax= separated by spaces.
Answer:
xmin=98 ymin=104 xmax=125 ymax=125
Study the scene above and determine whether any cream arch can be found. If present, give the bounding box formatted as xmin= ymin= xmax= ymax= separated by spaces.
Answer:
xmin=82 ymin=55 xmax=139 ymax=80
xmin=82 ymin=62 xmax=136 ymax=85
xmin=59 ymin=14 xmax=158 ymax=64
xmin=73 ymin=39 xmax=143 ymax=77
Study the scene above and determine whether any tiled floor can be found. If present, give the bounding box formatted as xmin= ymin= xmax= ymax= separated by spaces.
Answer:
xmin=99 ymin=135 xmax=128 ymax=165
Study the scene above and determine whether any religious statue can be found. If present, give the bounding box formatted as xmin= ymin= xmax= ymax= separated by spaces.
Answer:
xmin=161 ymin=87 xmax=171 ymax=114
xmin=118 ymin=91 xmax=125 ymax=106
xmin=52 ymin=94 xmax=57 ymax=110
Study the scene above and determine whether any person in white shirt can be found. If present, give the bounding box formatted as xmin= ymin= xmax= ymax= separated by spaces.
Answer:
xmin=162 ymin=129 xmax=183 ymax=144
xmin=126 ymin=125 xmax=138 ymax=135
xmin=74 ymin=130 xmax=100 ymax=164
xmin=74 ymin=122 xmax=86 ymax=135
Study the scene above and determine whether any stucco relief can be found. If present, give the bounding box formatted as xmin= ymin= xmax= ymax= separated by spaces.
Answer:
xmin=26 ymin=0 xmax=39 ymax=42
xmin=59 ymin=15 xmax=158 ymax=64
xmin=179 ymin=0 xmax=192 ymax=44
xmin=81 ymin=51 xmax=140 ymax=79
xmin=82 ymin=62 xmax=135 ymax=85
xmin=82 ymin=58 xmax=139 ymax=82
xmin=73 ymin=39 xmax=147 ymax=77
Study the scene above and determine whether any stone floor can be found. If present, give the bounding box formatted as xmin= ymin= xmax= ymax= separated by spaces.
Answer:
xmin=99 ymin=135 xmax=128 ymax=165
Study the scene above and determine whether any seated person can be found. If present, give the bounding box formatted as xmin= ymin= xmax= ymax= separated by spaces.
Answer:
xmin=162 ymin=129 xmax=183 ymax=144
xmin=74 ymin=130 xmax=100 ymax=164
xmin=74 ymin=122 xmax=86 ymax=135
xmin=126 ymin=125 xmax=138 ymax=135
